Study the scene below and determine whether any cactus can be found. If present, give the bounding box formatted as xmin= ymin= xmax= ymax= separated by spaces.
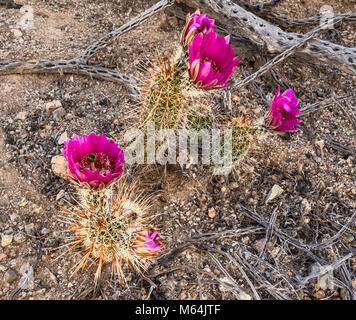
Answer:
xmin=56 ymin=178 xmax=162 ymax=285
xmin=136 ymin=49 xmax=197 ymax=131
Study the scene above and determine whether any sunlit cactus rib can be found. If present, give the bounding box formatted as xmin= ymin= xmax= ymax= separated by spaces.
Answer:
xmin=230 ymin=118 xmax=254 ymax=164
xmin=56 ymin=178 xmax=162 ymax=285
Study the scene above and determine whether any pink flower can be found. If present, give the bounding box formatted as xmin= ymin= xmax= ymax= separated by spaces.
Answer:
xmin=181 ymin=9 xmax=215 ymax=46
xmin=132 ymin=229 xmax=162 ymax=258
xmin=267 ymin=86 xmax=302 ymax=132
xmin=188 ymin=31 xmax=240 ymax=90
xmin=61 ymin=132 xmax=124 ymax=190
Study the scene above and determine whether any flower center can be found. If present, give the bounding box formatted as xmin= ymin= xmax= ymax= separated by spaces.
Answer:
xmin=87 ymin=153 xmax=97 ymax=162
xmin=203 ymin=56 xmax=220 ymax=74
xmin=80 ymin=152 xmax=112 ymax=175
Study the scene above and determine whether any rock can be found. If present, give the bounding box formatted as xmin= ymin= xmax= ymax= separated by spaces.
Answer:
xmin=24 ymin=223 xmax=35 ymax=236
xmin=13 ymin=232 xmax=26 ymax=244
xmin=208 ymin=207 xmax=216 ymax=219
xmin=65 ymin=113 xmax=74 ymax=120
xmin=0 ymin=253 xmax=6 ymax=261
xmin=18 ymin=262 xmax=34 ymax=290
xmin=0 ymin=265 xmax=6 ymax=272
xmin=4 ymin=269 xmax=18 ymax=284
xmin=302 ymin=199 xmax=312 ymax=214
xmin=230 ymin=182 xmax=238 ymax=190
xmin=41 ymin=228 xmax=50 ymax=235
xmin=12 ymin=29 xmax=22 ymax=38
xmin=53 ymin=107 xmax=66 ymax=121
xmin=313 ymin=290 xmax=326 ymax=299
xmin=31 ymin=203 xmax=42 ymax=215
xmin=254 ymin=238 xmax=265 ymax=253
xmin=51 ymin=155 xmax=68 ymax=180
xmin=265 ymin=184 xmax=284 ymax=204
xmin=1 ymin=234 xmax=13 ymax=247
xmin=45 ymin=100 xmax=62 ymax=113
xmin=58 ymin=132 xmax=68 ymax=145
xmin=45 ymin=267 xmax=58 ymax=286
xmin=15 ymin=111 xmax=28 ymax=121
xmin=0 ymin=213 xmax=6 ymax=224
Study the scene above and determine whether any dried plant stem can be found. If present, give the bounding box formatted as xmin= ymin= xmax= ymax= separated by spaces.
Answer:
xmin=175 ymin=0 xmax=356 ymax=74
xmin=0 ymin=0 xmax=174 ymax=84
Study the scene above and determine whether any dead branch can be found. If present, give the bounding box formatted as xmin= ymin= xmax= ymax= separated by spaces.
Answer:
xmin=174 ymin=0 xmax=356 ymax=74
xmin=0 ymin=0 xmax=21 ymax=9
xmin=333 ymin=96 xmax=356 ymax=129
xmin=0 ymin=0 xmax=174 ymax=84
xmin=238 ymin=204 xmax=356 ymax=260
xmin=295 ymin=253 xmax=353 ymax=287
xmin=79 ymin=0 xmax=175 ymax=63
xmin=324 ymin=136 xmax=356 ymax=155
xmin=299 ymin=94 xmax=353 ymax=116
xmin=0 ymin=59 xmax=136 ymax=84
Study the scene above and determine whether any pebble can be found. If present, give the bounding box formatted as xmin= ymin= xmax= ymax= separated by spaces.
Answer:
xmin=254 ymin=238 xmax=265 ymax=253
xmin=208 ymin=207 xmax=216 ymax=219
xmin=265 ymin=184 xmax=284 ymax=204
xmin=24 ymin=223 xmax=35 ymax=236
xmin=302 ymin=199 xmax=311 ymax=214
xmin=230 ymin=182 xmax=238 ymax=189
xmin=45 ymin=100 xmax=62 ymax=113
xmin=51 ymin=155 xmax=68 ymax=180
xmin=0 ymin=214 xmax=6 ymax=224
xmin=12 ymin=29 xmax=22 ymax=38
xmin=53 ymin=107 xmax=66 ymax=121
xmin=14 ymin=232 xmax=26 ymax=244
xmin=0 ymin=253 xmax=6 ymax=261
xmin=41 ymin=228 xmax=50 ymax=235
xmin=1 ymin=234 xmax=13 ymax=247
xmin=58 ymin=132 xmax=68 ymax=144
xmin=15 ymin=111 xmax=28 ymax=121
xmin=4 ymin=269 xmax=18 ymax=284
xmin=313 ymin=290 xmax=326 ymax=299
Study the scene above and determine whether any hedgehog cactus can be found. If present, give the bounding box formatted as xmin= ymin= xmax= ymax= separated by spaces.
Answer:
xmin=137 ymin=51 xmax=192 ymax=130
xmin=57 ymin=178 xmax=162 ymax=284
xmin=229 ymin=116 xmax=254 ymax=164
xmin=136 ymin=10 xmax=239 ymax=132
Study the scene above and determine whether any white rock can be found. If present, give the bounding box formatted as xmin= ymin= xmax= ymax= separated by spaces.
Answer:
xmin=1 ymin=234 xmax=13 ymax=247
xmin=15 ymin=111 xmax=28 ymax=121
xmin=45 ymin=100 xmax=62 ymax=113
xmin=265 ymin=184 xmax=284 ymax=204
xmin=12 ymin=29 xmax=22 ymax=38
xmin=58 ymin=132 xmax=68 ymax=144
xmin=51 ymin=155 xmax=68 ymax=180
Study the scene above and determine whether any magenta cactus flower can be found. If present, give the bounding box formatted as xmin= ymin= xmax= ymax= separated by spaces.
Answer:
xmin=188 ymin=31 xmax=240 ymax=90
xmin=181 ymin=9 xmax=215 ymax=46
xmin=61 ymin=132 xmax=124 ymax=190
xmin=267 ymin=86 xmax=302 ymax=132
xmin=132 ymin=229 xmax=162 ymax=258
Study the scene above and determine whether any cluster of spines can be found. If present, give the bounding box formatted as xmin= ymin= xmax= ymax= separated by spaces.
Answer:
xmin=56 ymin=178 xmax=156 ymax=285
